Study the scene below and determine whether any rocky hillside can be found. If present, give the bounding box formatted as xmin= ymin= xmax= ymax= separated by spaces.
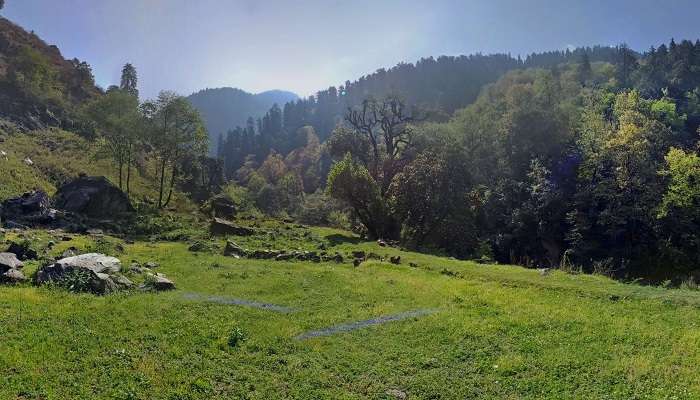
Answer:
xmin=187 ymin=87 xmax=298 ymax=153
xmin=0 ymin=17 xmax=100 ymax=131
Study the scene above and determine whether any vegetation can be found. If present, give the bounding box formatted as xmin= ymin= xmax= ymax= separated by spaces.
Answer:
xmin=3 ymin=226 xmax=700 ymax=398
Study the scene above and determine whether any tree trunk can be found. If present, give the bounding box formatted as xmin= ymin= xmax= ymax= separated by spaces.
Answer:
xmin=158 ymin=157 xmax=167 ymax=208
xmin=126 ymin=143 xmax=132 ymax=197
xmin=163 ymin=164 xmax=177 ymax=208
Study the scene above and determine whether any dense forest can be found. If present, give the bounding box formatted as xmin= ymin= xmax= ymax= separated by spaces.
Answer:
xmin=218 ymin=40 xmax=700 ymax=281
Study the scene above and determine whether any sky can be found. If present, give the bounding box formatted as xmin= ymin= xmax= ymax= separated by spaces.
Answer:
xmin=4 ymin=0 xmax=700 ymax=99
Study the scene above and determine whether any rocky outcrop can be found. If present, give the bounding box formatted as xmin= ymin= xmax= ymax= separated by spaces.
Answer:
xmin=35 ymin=253 xmax=131 ymax=295
xmin=210 ymin=218 xmax=255 ymax=236
xmin=0 ymin=252 xmax=25 ymax=283
xmin=0 ymin=190 xmax=55 ymax=226
xmin=205 ymin=194 xmax=237 ymax=219
xmin=54 ymin=176 xmax=134 ymax=218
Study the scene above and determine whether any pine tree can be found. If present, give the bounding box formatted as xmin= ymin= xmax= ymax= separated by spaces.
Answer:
xmin=120 ymin=63 xmax=139 ymax=98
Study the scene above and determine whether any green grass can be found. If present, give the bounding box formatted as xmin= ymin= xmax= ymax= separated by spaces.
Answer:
xmin=1 ymin=224 xmax=700 ymax=399
xmin=0 ymin=128 xmax=192 ymax=210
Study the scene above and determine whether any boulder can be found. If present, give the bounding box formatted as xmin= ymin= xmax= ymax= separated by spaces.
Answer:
xmin=390 ymin=256 xmax=401 ymax=265
xmin=223 ymin=240 xmax=247 ymax=258
xmin=6 ymin=241 xmax=38 ymax=260
xmin=0 ymin=252 xmax=24 ymax=271
xmin=0 ymin=190 xmax=52 ymax=224
xmin=35 ymin=253 xmax=124 ymax=295
xmin=54 ymin=176 xmax=134 ymax=218
xmin=2 ymin=268 xmax=27 ymax=283
xmin=207 ymin=194 xmax=237 ymax=219
xmin=143 ymin=273 xmax=175 ymax=291
xmin=210 ymin=218 xmax=255 ymax=236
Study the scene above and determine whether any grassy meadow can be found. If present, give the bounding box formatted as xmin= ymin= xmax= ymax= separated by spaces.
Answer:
xmin=1 ymin=222 xmax=699 ymax=399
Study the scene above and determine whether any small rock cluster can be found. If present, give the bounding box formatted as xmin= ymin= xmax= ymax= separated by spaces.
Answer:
xmin=224 ymin=240 xmax=344 ymax=263
xmin=0 ymin=252 xmax=26 ymax=283
xmin=210 ymin=218 xmax=255 ymax=236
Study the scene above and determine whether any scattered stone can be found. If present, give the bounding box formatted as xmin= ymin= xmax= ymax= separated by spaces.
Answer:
xmin=353 ymin=259 xmax=362 ymax=267
xmin=23 ymin=157 xmax=33 ymax=166
xmin=86 ymin=229 xmax=103 ymax=236
xmin=538 ymin=268 xmax=551 ymax=276
xmin=206 ymin=194 xmax=238 ymax=219
xmin=210 ymin=218 xmax=255 ymax=236
xmin=60 ymin=246 xmax=78 ymax=258
xmin=0 ymin=252 xmax=24 ymax=270
xmin=409 ymin=262 xmax=418 ymax=268
xmin=390 ymin=256 xmax=401 ymax=265
xmin=54 ymin=176 xmax=134 ymax=218
xmin=223 ymin=240 xmax=247 ymax=258
xmin=35 ymin=253 xmax=125 ymax=295
xmin=61 ymin=236 xmax=72 ymax=241
xmin=295 ymin=309 xmax=437 ymax=339
xmin=385 ymin=389 xmax=407 ymax=400
xmin=142 ymin=273 xmax=175 ymax=291
xmin=377 ymin=239 xmax=388 ymax=247
xmin=351 ymin=250 xmax=366 ymax=259
xmin=6 ymin=241 xmax=38 ymax=260
xmin=2 ymin=268 xmax=26 ymax=283
xmin=0 ymin=190 xmax=52 ymax=225
xmin=144 ymin=261 xmax=159 ymax=269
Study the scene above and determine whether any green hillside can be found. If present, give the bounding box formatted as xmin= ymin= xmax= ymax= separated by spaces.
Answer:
xmin=1 ymin=223 xmax=699 ymax=399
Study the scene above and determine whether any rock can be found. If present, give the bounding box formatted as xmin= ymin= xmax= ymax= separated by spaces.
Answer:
xmin=210 ymin=218 xmax=255 ymax=236
xmin=353 ymin=259 xmax=362 ymax=267
xmin=538 ymin=268 xmax=551 ymax=276
xmin=35 ymin=253 xmax=124 ymax=295
xmin=409 ymin=262 xmax=418 ymax=268
xmin=6 ymin=241 xmax=38 ymax=260
xmin=223 ymin=241 xmax=247 ymax=258
xmin=111 ymin=274 xmax=134 ymax=289
xmin=385 ymin=389 xmax=407 ymax=400
xmin=1 ymin=268 xmax=27 ymax=283
xmin=188 ymin=241 xmax=210 ymax=252
xmin=0 ymin=190 xmax=51 ymax=223
xmin=390 ymin=256 xmax=401 ymax=265
xmin=206 ymin=194 xmax=237 ymax=219
xmin=54 ymin=176 xmax=134 ymax=218
xmin=23 ymin=157 xmax=33 ymax=166
xmin=377 ymin=239 xmax=388 ymax=247
xmin=61 ymin=246 xmax=78 ymax=258
xmin=144 ymin=273 xmax=175 ymax=291
xmin=86 ymin=229 xmax=103 ymax=236
xmin=351 ymin=250 xmax=366 ymax=260
xmin=0 ymin=252 xmax=24 ymax=271
xmin=61 ymin=235 xmax=72 ymax=241
xmin=144 ymin=261 xmax=158 ymax=269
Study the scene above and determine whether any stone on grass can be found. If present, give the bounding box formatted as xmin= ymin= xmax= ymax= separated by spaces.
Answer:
xmin=143 ymin=273 xmax=175 ymax=291
xmin=210 ymin=218 xmax=255 ymax=236
xmin=224 ymin=240 xmax=247 ymax=258
xmin=6 ymin=241 xmax=38 ymax=260
xmin=385 ymin=389 xmax=407 ymax=400
xmin=0 ymin=252 xmax=24 ymax=270
xmin=54 ymin=176 xmax=134 ymax=218
xmin=2 ymin=268 xmax=26 ymax=283
xmin=35 ymin=253 xmax=125 ymax=295
xmin=390 ymin=256 xmax=401 ymax=265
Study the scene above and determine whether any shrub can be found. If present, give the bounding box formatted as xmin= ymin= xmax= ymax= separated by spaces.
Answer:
xmin=227 ymin=327 xmax=247 ymax=348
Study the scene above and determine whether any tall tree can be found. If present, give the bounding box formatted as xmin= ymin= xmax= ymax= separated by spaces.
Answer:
xmin=84 ymin=90 xmax=141 ymax=193
xmin=120 ymin=63 xmax=139 ymax=99
xmin=141 ymin=91 xmax=208 ymax=208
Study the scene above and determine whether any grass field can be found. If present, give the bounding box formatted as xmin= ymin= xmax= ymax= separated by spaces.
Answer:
xmin=1 ymin=224 xmax=700 ymax=399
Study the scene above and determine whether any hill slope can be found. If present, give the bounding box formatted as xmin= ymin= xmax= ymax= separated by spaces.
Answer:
xmin=0 ymin=17 xmax=100 ymax=131
xmin=187 ymin=87 xmax=298 ymax=153
xmin=1 ymin=222 xmax=699 ymax=398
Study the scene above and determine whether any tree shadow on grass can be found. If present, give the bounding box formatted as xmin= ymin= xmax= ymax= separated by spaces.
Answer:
xmin=324 ymin=233 xmax=365 ymax=246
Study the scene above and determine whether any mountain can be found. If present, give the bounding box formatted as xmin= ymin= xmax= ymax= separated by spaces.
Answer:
xmin=187 ymin=87 xmax=298 ymax=153
xmin=0 ymin=17 xmax=100 ymax=131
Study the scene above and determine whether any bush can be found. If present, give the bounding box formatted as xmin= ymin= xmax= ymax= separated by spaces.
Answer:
xmin=227 ymin=327 xmax=247 ymax=348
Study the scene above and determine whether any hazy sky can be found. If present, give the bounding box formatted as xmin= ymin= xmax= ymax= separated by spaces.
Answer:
xmin=4 ymin=0 xmax=700 ymax=99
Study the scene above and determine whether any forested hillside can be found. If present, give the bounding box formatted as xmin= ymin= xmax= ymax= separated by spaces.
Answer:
xmin=0 ymin=16 xmax=99 ymax=131
xmin=215 ymin=46 xmax=622 ymax=177
xmin=219 ymin=39 xmax=700 ymax=281
xmin=187 ymin=88 xmax=297 ymax=154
